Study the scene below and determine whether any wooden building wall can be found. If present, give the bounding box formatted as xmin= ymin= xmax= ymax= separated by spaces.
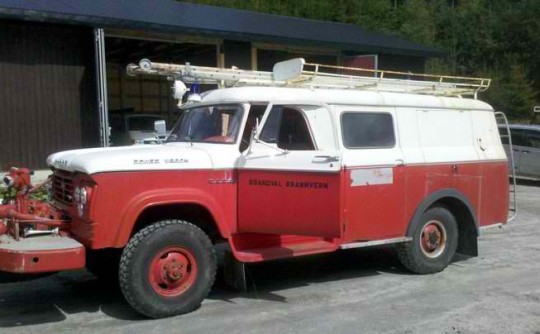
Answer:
xmin=0 ymin=20 xmax=98 ymax=170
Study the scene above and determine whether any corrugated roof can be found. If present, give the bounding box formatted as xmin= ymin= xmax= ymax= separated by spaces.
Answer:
xmin=0 ymin=0 xmax=444 ymax=57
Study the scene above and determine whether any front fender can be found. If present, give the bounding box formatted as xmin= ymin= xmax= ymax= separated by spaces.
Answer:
xmin=112 ymin=188 xmax=232 ymax=247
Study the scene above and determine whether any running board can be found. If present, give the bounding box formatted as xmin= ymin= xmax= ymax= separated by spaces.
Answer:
xmin=340 ymin=237 xmax=412 ymax=250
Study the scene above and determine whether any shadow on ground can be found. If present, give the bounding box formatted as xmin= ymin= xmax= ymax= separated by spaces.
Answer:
xmin=0 ymin=246 xmax=438 ymax=327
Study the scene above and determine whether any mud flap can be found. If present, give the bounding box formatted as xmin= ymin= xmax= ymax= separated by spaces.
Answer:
xmin=223 ymin=250 xmax=247 ymax=292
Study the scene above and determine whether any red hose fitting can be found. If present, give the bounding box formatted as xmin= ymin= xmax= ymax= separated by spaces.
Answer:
xmin=0 ymin=204 xmax=49 ymax=222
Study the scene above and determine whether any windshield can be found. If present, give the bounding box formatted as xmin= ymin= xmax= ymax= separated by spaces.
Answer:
xmin=166 ymin=104 xmax=244 ymax=144
xmin=128 ymin=116 xmax=163 ymax=131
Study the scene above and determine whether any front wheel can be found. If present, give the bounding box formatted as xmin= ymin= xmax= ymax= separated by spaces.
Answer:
xmin=119 ymin=220 xmax=217 ymax=318
xmin=396 ymin=206 xmax=458 ymax=274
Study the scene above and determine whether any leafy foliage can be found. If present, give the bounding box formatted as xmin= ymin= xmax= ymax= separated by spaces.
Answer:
xmin=182 ymin=0 xmax=539 ymax=120
xmin=0 ymin=185 xmax=50 ymax=203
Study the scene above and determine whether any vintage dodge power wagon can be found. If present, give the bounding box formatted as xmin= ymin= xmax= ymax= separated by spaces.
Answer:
xmin=0 ymin=59 xmax=514 ymax=318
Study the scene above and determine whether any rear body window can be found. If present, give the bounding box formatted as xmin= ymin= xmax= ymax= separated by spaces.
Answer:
xmin=341 ymin=112 xmax=395 ymax=148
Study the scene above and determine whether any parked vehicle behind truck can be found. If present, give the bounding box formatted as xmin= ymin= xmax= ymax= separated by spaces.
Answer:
xmin=0 ymin=59 xmax=511 ymax=318
xmin=499 ymin=123 xmax=540 ymax=179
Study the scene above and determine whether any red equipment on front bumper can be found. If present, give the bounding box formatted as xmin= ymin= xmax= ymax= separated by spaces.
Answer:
xmin=0 ymin=235 xmax=85 ymax=273
xmin=0 ymin=167 xmax=86 ymax=274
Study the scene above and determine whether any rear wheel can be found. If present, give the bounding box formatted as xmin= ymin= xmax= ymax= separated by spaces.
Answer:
xmin=397 ymin=206 xmax=458 ymax=274
xmin=119 ymin=220 xmax=216 ymax=318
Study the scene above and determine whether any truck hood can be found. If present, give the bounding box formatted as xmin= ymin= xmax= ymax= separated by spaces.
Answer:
xmin=47 ymin=144 xmax=216 ymax=174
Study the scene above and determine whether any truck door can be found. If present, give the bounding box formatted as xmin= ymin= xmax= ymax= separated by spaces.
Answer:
xmin=237 ymin=104 xmax=342 ymax=238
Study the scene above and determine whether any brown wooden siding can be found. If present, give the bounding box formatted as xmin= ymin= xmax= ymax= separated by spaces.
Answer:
xmin=0 ymin=20 xmax=98 ymax=170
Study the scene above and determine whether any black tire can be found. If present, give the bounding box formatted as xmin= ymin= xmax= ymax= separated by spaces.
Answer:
xmin=119 ymin=220 xmax=217 ymax=318
xmin=396 ymin=206 xmax=458 ymax=274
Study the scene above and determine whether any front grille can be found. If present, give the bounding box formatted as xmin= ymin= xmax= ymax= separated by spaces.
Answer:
xmin=52 ymin=173 xmax=75 ymax=205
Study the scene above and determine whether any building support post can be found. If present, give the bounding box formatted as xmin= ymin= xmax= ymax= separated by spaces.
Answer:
xmin=94 ymin=28 xmax=109 ymax=147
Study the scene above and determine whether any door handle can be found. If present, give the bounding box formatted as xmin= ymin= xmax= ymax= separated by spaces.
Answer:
xmin=395 ymin=159 xmax=405 ymax=167
xmin=312 ymin=155 xmax=340 ymax=163
xmin=522 ymin=150 xmax=530 ymax=154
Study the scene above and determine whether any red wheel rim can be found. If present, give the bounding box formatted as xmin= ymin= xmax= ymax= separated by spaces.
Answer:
xmin=149 ymin=246 xmax=198 ymax=297
xmin=420 ymin=220 xmax=447 ymax=258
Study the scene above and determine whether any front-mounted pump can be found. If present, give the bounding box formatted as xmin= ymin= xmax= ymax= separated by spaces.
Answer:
xmin=0 ymin=168 xmax=85 ymax=273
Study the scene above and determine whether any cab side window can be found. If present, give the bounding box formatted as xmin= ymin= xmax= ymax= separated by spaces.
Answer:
xmin=260 ymin=106 xmax=315 ymax=150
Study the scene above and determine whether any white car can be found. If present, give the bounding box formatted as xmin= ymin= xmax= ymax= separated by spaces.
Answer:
xmin=499 ymin=124 xmax=540 ymax=178
xmin=110 ymin=114 xmax=167 ymax=146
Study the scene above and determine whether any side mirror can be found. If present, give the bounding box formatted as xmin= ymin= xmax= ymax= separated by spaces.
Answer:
xmin=154 ymin=120 xmax=167 ymax=137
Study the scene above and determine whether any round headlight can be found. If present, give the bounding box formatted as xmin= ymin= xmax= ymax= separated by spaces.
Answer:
xmin=80 ymin=187 xmax=88 ymax=205
xmin=74 ymin=187 xmax=81 ymax=203
xmin=77 ymin=203 xmax=84 ymax=217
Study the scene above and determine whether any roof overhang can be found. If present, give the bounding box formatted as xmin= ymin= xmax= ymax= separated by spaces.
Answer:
xmin=0 ymin=0 xmax=445 ymax=58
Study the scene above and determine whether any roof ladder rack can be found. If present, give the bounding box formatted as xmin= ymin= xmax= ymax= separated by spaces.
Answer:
xmin=127 ymin=58 xmax=491 ymax=98
xmin=495 ymin=111 xmax=517 ymax=223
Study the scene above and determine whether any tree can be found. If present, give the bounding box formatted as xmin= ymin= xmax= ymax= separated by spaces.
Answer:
xmin=484 ymin=62 xmax=537 ymax=119
xmin=180 ymin=0 xmax=539 ymax=119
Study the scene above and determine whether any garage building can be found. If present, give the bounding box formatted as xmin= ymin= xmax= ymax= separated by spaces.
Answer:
xmin=0 ymin=0 xmax=442 ymax=169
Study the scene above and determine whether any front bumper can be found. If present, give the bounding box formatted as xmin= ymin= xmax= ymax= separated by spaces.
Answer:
xmin=0 ymin=235 xmax=85 ymax=273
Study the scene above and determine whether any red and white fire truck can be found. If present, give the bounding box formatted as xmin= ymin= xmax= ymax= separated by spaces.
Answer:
xmin=0 ymin=59 xmax=515 ymax=318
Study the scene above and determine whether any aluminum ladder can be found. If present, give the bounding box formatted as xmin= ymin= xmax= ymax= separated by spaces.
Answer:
xmin=127 ymin=58 xmax=491 ymax=98
xmin=495 ymin=111 xmax=517 ymax=222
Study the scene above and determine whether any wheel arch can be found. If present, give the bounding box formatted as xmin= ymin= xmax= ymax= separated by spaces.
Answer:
xmin=132 ymin=203 xmax=224 ymax=243
xmin=113 ymin=189 xmax=232 ymax=247
xmin=407 ymin=189 xmax=479 ymax=257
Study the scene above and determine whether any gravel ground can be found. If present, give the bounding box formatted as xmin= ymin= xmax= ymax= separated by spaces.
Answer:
xmin=0 ymin=182 xmax=539 ymax=334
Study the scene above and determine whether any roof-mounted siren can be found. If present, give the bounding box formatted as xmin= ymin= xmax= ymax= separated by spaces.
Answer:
xmin=173 ymin=80 xmax=188 ymax=107
xmin=138 ymin=59 xmax=197 ymax=105
xmin=139 ymin=58 xmax=153 ymax=71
